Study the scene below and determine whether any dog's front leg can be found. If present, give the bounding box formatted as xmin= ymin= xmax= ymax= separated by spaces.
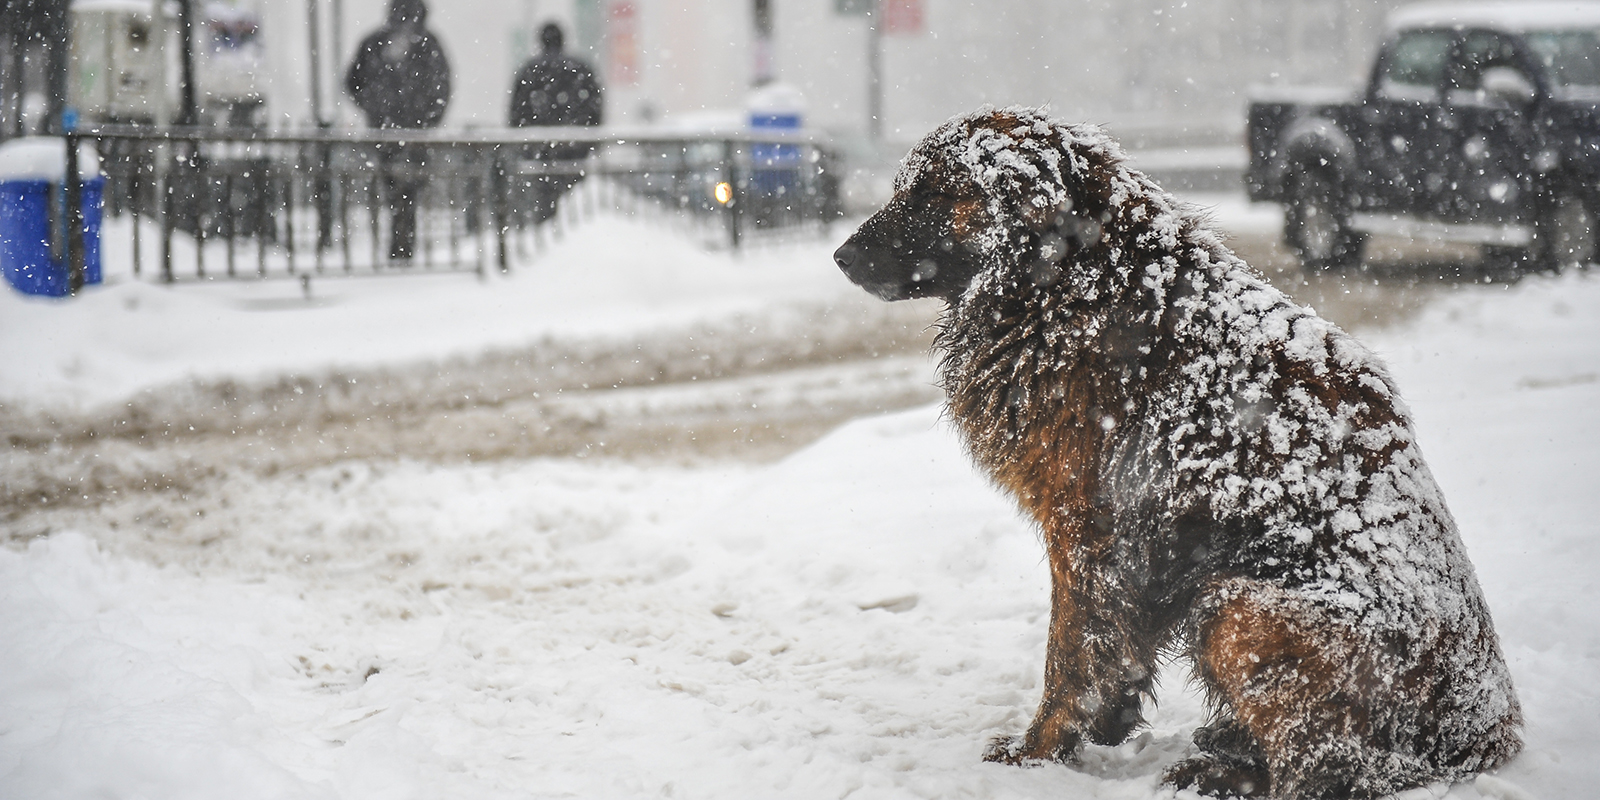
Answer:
xmin=985 ymin=519 xmax=1156 ymax=765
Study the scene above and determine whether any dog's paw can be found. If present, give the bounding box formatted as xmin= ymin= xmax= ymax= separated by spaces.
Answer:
xmin=982 ymin=734 xmax=1032 ymax=765
xmin=1162 ymin=756 xmax=1270 ymax=798
xmin=1191 ymin=718 xmax=1266 ymax=764
xmin=981 ymin=732 xmax=1077 ymax=766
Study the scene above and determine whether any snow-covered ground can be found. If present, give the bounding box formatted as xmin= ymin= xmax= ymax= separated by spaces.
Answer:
xmin=0 ymin=217 xmax=873 ymax=410
xmin=1 ymin=196 xmax=1595 ymax=799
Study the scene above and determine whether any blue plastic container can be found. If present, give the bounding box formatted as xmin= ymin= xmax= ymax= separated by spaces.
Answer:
xmin=0 ymin=137 xmax=104 ymax=297
xmin=749 ymin=85 xmax=806 ymax=198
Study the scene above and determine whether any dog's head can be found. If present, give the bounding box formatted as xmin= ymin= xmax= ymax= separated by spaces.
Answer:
xmin=834 ymin=107 xmax=1127 ymax=303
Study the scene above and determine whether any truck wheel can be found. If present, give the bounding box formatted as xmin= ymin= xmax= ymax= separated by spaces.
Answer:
xmin=1286 ymin=170 xmax=1363 ymax=271
xmin=1534 ymin=192 xmax=1596 ymax=272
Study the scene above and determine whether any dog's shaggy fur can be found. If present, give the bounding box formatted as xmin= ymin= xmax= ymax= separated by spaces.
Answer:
xmin=834 ymin=107 xmax=1522 ymax=799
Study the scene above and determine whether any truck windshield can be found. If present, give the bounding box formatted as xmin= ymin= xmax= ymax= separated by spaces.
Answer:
xmin=1378 ymin=30 xmax=1454 ymax=100
xmin=1525 ymin=29 xmax=1600 ymax=91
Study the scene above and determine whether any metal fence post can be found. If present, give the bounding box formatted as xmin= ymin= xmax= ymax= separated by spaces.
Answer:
xmin=724 ymin=139 xmax=741 ymax=251
xmin=493 ymin=146 xmax=510 ymax=273
xmin=64 ymin=130 xmax=85 ymax=295
xmin=160 ymin=138 xmax=175 ymax=284
xmin=316 ymin=137 xmax=334 ymax=253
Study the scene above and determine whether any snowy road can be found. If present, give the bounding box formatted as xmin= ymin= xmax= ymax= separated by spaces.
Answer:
xmin=2 ymin=298 xmax=944 ymax=533
xmin=3 ymin=206 xmax=1597 ymax=799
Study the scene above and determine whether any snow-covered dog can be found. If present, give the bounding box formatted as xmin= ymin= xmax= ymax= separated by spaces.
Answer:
xmin=833 ymin=107 xmax=1522 ymax=799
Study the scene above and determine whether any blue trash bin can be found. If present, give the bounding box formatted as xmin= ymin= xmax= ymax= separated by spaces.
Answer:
xmin=0 ymin=137 xmax=104 ymax=297
xmin=749 ymin=84 xmax=806 ymax=199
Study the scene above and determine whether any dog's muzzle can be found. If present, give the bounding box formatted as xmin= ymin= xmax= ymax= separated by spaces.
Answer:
xmin=832 ymin=242 xmax=861 ymax=272
xmin=833 ymin=241 xmax=911 ymax=301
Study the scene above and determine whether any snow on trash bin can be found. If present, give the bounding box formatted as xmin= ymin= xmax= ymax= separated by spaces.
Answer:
xmin=0 ymin=136 xmax=104 ymax=297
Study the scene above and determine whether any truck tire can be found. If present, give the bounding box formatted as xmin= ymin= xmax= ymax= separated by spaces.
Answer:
xmin=1285 ymin=169 xmax=1363 ymax=271
xmin=1533 ymin=191 xmax=1596 ymax=272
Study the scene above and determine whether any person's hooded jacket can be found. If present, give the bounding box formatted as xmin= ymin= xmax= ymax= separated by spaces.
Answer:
xmin=510 ymin=24 xmax=602 ymax=129
xmin=345 ymin=0 xmax=451 ymax=129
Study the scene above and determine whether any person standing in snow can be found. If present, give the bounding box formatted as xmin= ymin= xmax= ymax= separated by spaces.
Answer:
xmin=508 ymin=22 xmax=603 ymax=224
xmin=345 ymin=0 xmax=451 ymax=261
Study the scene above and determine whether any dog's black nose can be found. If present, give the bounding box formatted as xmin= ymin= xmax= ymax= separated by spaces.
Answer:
xmin=834 ymin=242 xmax=860 ymax=270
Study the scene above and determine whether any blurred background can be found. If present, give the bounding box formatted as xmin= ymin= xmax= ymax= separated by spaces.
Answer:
xmin=2 ymin=0 xmax=1414 ymax=179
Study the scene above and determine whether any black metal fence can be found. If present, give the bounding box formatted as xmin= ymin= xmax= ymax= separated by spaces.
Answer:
xmin=68 ymin=125 xmax=844 ymax=287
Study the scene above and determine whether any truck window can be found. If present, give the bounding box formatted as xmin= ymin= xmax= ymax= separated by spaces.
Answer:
xmin=1451 ymin=31 xmax=1524 ymax=92
xmin=1525 ymin=29 xmax=1600 ymax=93
xmin=1377 ymin=30 xmax=1454 ymax=101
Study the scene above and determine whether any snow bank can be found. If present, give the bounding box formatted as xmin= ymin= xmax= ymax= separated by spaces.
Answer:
xmin=0 ymin=215 xmax=862 ymax=411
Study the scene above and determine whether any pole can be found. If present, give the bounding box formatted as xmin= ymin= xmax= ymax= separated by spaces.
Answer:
xmin=724 ymin=140 xmax=741 ymax=251
xmin=44 ymin=0 xmax=69 ymax=135
xmin=175 ymin=0 xmax=198 ymax=126
xmin=64 ymin=127 xmax=84 ymax=295
xmin=171 ymin=0 xmax=201 ymax=265
xmin=493 ymin=148 xmax=509 ymax=272
xmin=8 ymin=34 xmax=23 ymax=136
xmin=331 ymin=0 xmax=344 ymax=122
xmin=753 ymin=0 xmax=773 ymax=86
xmin=308 ymin=0 xmax=333 ymax=248
xmin=152 ymin=0 xmax=170 ymax=127
xmin=867 ymin=0 xmax=882 ymax=140
xmin=308 ymin=0 xmax=324 ymax=126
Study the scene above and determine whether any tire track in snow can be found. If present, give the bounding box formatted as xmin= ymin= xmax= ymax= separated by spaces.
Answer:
xmin=2 ymin=300 xmax=944 ymax=534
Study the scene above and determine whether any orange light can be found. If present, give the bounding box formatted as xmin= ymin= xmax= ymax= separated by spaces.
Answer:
xmin=714 ymin=182 xmax=733 ymax=205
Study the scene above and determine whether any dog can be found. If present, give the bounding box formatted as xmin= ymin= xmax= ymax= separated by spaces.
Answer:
xmin=833 ymin=107 xmax=1522 ymax=799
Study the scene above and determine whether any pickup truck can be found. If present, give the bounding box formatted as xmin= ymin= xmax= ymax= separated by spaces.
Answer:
xmin=1246 ymin=1 xmax=1600 ymax=271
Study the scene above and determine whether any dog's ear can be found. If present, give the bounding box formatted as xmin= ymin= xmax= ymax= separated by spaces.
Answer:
xmin=1023 ymin=197 xmax=1104 ymax=288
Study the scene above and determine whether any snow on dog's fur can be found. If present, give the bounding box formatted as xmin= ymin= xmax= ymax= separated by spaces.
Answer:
xmin=833 ymin=107 xmax=1522 ymax=799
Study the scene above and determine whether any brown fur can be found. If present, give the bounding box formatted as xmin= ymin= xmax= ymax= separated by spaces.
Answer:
xmin=833 ymin=108 xmax=1522 ymax=798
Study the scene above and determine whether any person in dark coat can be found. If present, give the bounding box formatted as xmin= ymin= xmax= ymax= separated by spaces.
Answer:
xmin=509 ymin=23 xmax=603 ymax=224
xmin=345 ymin=0 xmax=450 ymax=260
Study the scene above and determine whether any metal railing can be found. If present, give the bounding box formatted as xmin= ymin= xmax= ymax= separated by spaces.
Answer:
xmin=68 ymin=124 xmax=844 ymax=286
